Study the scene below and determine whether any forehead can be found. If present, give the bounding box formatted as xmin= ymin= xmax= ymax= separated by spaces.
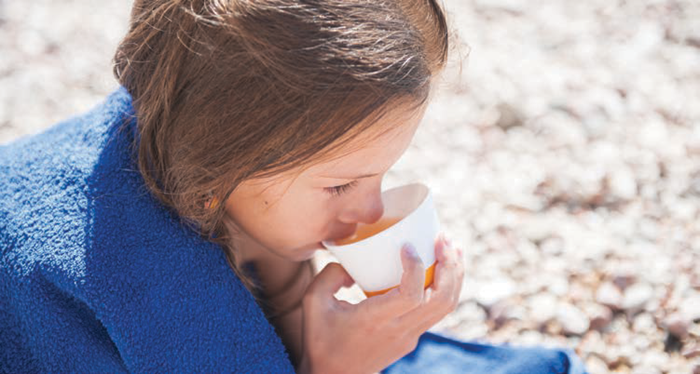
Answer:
xmin=306 ymin=102 xmax=425 ymax=176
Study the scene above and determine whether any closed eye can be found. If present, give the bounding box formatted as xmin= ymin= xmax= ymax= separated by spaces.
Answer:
xmin=324 ymin=180 xmax=358 ymax=197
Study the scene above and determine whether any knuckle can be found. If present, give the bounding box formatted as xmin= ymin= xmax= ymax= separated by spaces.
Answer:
xmin=456 ymin=260 xmax=465 ymax=272
xmin=401 ymin=288 xmax=424 ymax=308
xmin=302 ymin=290 xmax=320 ymax=307
xmin=411 ymin=336 xmax=420 ymax=351
xmin=437 ymin=257 xmax=453 ymax=269
xmin=402 ymin=336 xmax=420 ymax=354
xmin=429 ymin=289 xmax=455 ymax=313
xmin=454 ymin=271 xmax=464 ymax=284
xmin=438 ymin=293 xmax=453 ymax=311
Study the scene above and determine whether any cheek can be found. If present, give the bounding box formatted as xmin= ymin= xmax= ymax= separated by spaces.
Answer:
xmin=295 ymin=193 xmax=336 ymax=233
xmin=264 ymin=191 xmax=332 ymax=243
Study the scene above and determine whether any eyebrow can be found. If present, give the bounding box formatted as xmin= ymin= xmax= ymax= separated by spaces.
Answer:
xmin=319 ymin=173 xmax=378 ymax=180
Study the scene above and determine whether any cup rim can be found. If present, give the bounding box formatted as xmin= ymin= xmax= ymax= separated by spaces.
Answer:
xmin=321 ymin=182 xmax=429 ymax=249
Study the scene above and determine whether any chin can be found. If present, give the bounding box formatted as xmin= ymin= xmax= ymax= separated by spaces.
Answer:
xmin=294 ymin=242 xmax=324 ymax=261
xmin=296 ymin=251 xmax=316 ymax=262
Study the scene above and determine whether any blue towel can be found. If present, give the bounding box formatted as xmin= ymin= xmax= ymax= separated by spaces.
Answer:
xmin=0 ymin=87 xmax=294 ymax=372
xmin=1 ymin=86 xmax=587 ymax=373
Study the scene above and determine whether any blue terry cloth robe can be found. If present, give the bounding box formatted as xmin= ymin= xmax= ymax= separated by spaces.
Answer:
xmin=0 ymin=86 xmax=587 ymax=373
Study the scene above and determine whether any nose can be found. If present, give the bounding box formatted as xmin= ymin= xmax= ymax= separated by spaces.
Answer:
xmin=362 ymin=198 xmax=384 ymax=224
xmin=338 ymin=189 xmax=385 ymax=225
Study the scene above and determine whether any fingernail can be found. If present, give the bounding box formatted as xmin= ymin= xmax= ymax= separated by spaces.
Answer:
xmin=403 ymin=244 xmax=419 ymax=258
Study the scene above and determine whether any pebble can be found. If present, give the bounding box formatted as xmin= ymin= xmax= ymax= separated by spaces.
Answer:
xmin=608 ymin=168 xmax=638 ymax=201
xmin=612 ymin=271 xmax=637 ymax=291
xmin=494 ymin=103 xmax=525 ymax=131
xmin=474 ymin=279 xmax=516 ymax=308
xmin=527 ymin=293 xmax=558 ymax=325
xmin=584 ymin=355 xmax=608 ymax=374
xmin=639 ymin=351 xmax=669 ymax=372
xmin=585 ymin=303 xmax=613 ymax=331
xmin=596 ymin=282 xmax=623 ymax=311
xmin=622 ymin=283 xmax=654 ymax=312
xmin=632 ymin=313 xmax=657 ymax=335
xmin=579 ymin=331 xmax=605 ymax=355
xmin=680 ymin=295 xmax=700 ymax=322
xmin=662 ymin=313 xmax=690 ymax=339
xmin=682 ymin=344 xmax=700 ymax=359
xmin=489 ymin=299 xmax=526 ymax=327
xmin=517 ymin=330 xmax=544 ymax=346
xmin=632 ymin=367 xmax=661 ymax=374
xmin=473 ymin=0 xmax=527 ymax=13
xmin=556 ymin=303 xmax=590 ymax=336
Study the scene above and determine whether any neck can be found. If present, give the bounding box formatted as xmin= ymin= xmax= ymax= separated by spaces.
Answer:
xmin=222 ymin=216 xmax=268 ymax=265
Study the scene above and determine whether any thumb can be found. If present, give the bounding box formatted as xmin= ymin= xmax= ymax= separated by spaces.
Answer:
xmin=307 ymin=262 xmax=355 ymax=299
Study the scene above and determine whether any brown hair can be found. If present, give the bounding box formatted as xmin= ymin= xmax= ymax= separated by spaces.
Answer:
xmin=113 ymin=0 xmax=449 ymax=294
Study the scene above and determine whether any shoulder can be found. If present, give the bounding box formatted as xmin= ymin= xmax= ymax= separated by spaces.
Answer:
xmin=0 ymin=86 xmax=244 ymax=305
xmin=0 ymin=88 xmax=133 ymax=284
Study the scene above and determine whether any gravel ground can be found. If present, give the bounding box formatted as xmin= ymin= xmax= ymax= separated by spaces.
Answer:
xmin=2 ymin=1 xmax=699 ymax=373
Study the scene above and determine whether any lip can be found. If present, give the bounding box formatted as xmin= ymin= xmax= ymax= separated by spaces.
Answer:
xmin=307 ymin=241 xmax=327 ymax=251
xmin=325 ymin=225 xmax=357 ymax=243
xmin=322 ymin=229 xmax=359 ymax=246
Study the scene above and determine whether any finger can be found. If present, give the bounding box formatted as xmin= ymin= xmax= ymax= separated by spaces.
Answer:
xmin=453 ymin=244 xmax=465 ymax=301
xmin=398 ymin=238 xmax=462 ymax=333
xmin=434 ymin=234 xmax=457 ymax=274
xmin=431 ymin=236 xmax=457 ymax=293
xmin=304 ymin=262 xmax=355 ymax=306
xmin=398 ymin=243 xmax=426 ymax=299
xmin=357 ymin=244 xmax=426 ymax=320
xmin=433 ymin=237 xmax=466 ymax=306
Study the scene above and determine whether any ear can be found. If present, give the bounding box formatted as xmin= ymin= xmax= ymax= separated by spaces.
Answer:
xmin=204 ymin=196 xmax=219 ymax=209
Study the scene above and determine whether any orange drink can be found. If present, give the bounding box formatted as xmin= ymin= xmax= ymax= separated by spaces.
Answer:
xmin=334 ymin=217 xmax=403 ymax=245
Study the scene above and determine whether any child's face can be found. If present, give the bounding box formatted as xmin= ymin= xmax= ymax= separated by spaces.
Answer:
xmin=224 ymin=102 xmax=426 ymax=262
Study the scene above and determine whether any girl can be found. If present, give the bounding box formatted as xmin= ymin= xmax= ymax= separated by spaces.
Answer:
xmin=116 ymin=0 xmax=464 ymax=370
xmin=0 ymin=0 xmax=587 ymax=372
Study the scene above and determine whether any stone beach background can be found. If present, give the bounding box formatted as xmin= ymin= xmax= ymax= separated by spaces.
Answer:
xmin=1 ymin=0 xmax=699 ymax=373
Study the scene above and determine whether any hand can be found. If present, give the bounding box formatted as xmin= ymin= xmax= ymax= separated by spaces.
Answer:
xmin=297 ymin=235 xmax=464 ymax=374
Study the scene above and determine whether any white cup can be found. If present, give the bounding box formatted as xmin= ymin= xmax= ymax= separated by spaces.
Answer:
xmin=322 ymin=183 xmax=440 ymax=297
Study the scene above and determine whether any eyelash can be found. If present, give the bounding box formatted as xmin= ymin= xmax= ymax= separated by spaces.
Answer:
xmin=324 ymin=180 xmax=359 ymax=197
